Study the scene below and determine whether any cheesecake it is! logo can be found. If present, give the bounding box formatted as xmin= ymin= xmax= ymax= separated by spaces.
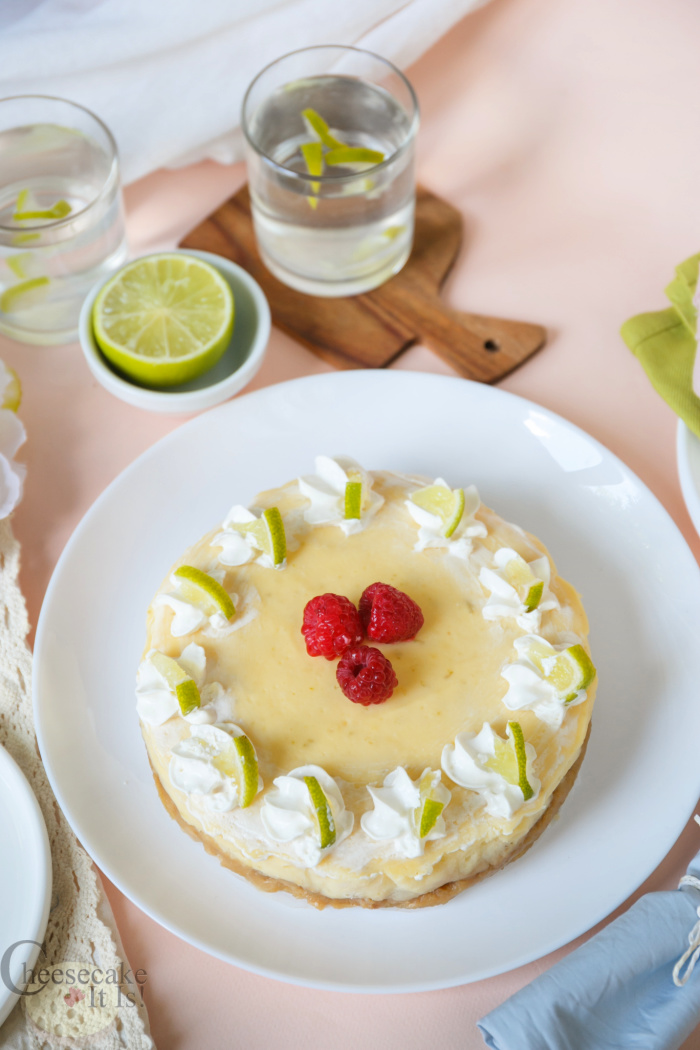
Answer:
xmin=1 ymin=940 xmax=147 ymax=1042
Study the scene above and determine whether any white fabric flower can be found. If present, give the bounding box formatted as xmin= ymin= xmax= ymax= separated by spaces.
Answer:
xmin=0 ymin=405 xmax=26 ymax=520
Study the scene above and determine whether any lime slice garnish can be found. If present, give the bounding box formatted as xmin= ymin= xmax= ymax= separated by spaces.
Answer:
xmin=301 ymin=108 xmax=344 ymax=149
xmin=344 ymin=480 xmax=362 ymax=520
xmin=0 ymin=367 xmax=21 ymax=412
xmin=485 ymin=722 xmax=534 ymax=801
xmin=503 ymin=553 xmax=544 ymax=612
xmin=230 ymin=507 xmax=286 ymax=566
xmin=414 ymin=771 xmax=446 ymax=838
xmin=346 ymin=468 xmax=373 ymax=511
xmin=174 ymin=680 xmax=201 ymax=717
xmin=11 ymin=232 xmax=40 ymax=245
xmin=325 ymin=147 xmax=385 ymax=166
xmin=419 ymin=797 xmax=445 ymax=838
xmin=92 ymin=253 xmax=234 ymax=388
xmin=213 ymin=731 xmax=260 ymax=808
xmin=410 ymin=483 xmax=465 ymax=538
xmin=173 ymin=565 xmax=235 ymax=621
xmin=149 ymin=651 xmax=201 ymax=716
xmin=301 ymin=141 xmax=323 ymax=209
xmin=548 ymin=645 xmax=596 ymax=702
xmin=303 ymin=774 xmax=336 ymax=849
xmin=524 ymin=639 xmax=596 ymax=702
xmin=0 ymin=277 xmax=50 ymax=314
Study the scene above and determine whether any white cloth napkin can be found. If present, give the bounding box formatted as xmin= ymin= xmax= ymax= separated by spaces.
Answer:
xmin=0 ymin=0 xmax=486 ymax=184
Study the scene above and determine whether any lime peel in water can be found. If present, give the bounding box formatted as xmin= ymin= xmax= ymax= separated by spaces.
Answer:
xmin=299 ymin=107 xmax=386 ymax=209
xmin=0 ymin=277 xmax=50 ymax=314
xmin=325 ymin=147 xmax=385 ymax=166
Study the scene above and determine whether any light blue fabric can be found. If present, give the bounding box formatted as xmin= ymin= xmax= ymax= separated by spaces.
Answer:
xmin=478 ymin=851 xmax=700 ymax=1050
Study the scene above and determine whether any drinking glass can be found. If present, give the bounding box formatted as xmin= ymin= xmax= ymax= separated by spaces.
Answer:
xmin=0 ymin=95 xmax=128 ymax=345
xmin=242 ymin=46 xmax=419 ymax=297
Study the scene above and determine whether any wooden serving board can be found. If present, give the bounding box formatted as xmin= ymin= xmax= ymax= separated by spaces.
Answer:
xmin=180 ymin=185 xmax=546 ymax=381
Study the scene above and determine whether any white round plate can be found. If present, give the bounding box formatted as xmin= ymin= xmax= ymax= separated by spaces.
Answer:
xmin=0 ymin=744 xmax=52 ymax=1025
xmin=34 ymin=371 xmax=700 ymax=993
xmin=677 ymin=421 xmax=700 ymax=539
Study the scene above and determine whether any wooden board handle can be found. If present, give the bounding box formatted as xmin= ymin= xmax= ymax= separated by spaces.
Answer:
xmin=374 ymin=286 xmax=546 ymax=382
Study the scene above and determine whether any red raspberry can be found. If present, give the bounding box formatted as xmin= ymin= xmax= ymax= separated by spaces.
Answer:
xmin=301 ymin=593 xmax=364 ymax=659
xmin=359 ymin=582 xmax=424 ymax=643
xmin=336 ymin=645 xmax=398 ymax=705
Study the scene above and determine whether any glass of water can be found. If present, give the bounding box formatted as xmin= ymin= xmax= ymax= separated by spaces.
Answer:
xmin=0 ymin=95 xmax=128 ymax=345
xmin=242 ymin=46 xmax=419 ymax=298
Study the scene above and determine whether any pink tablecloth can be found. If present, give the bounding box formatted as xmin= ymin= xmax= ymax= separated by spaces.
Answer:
xmin=3 ymin=0 xmax=700 ymax=1046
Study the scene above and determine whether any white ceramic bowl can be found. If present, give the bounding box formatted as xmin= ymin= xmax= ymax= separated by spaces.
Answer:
xmin=78 ymin=249 xmax=271 ymax=414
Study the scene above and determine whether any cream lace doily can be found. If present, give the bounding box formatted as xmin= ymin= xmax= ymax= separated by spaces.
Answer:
xmin=0 ymin=518 xmax=152 ymax=1049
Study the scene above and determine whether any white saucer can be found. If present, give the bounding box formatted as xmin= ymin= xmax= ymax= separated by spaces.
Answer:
xmin=0 ymin=744 xmax=52 ymax=1025
xmin=677 ymin=421 xmax=700 ymax=538
xmin=78 ymin=250 xmax=271 ymax=415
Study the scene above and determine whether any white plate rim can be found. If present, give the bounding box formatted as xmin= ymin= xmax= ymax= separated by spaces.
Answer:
xmin=0 ymin=743 xmax=52 ymax=1025
xmin=33 ymin=371 xmax=700 ymax=993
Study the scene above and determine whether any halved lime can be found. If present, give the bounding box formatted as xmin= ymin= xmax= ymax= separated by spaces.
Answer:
xmin=301 ymin=108 xmax=344 ymax=149
xmin=149 ymin=651 xmax=201 ymax=716
xmin=485 ymin=722 xmax=534 ymax=801
xmin=524 ymin=638 xmax=596 ymax=702
xmin=303 ymin=774 xmax=336 ymax=849
xmin=229 ymin=507 xmax=286 ymax=566
xmin=173 ymin=565 xmax=235 ymax=621
xmin=344 ymin=480 xmax=362 ymax=520
xmin=92 ymin=253 xmax=234 ymax=388
xmin=503 ymin=553 xmax=544 ymax=612
xmin=213 ymin=731 xmax=260 ymax=808
xmin=410 ymin=483 xmax=465 ymax=537
xmin=414 ymin=771 xmax=446 ymax=838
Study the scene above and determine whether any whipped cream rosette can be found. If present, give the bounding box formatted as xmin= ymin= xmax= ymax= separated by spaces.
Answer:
xmin=153 ymin=562 xmax=255 ymax=634
xmin=441 ymin=723 xmax=541 ymax=819
xmin=361 ymin=767 xmax=451 ymax=859
xmin=405 ymin=480 xmax=487 ymax=558
xmin=136 ymin=643 xmax=236 ymax=726
xmin=500 ymin=634 xmax=593 ymax=729
xmin=261 ymin=765 xmax=353 ymax=868
xmin=298 ymin=454 xmax=384 ymax=535
xmin=479 ymin=546 xmax=558 ymax=631
xmin=170 ymin=722 xmax=262 ymax=814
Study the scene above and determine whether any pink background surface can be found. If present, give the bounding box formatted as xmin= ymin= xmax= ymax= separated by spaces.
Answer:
xmin=3 ymin=0 xmax=700 ymax=1046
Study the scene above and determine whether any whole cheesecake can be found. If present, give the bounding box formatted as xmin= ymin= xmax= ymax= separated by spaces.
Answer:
xmin=136 ymin=457 xmax=596 ymax=908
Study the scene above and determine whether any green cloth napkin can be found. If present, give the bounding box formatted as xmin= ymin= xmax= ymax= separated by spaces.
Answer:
xmin=621 ymin=253 xmax=700 ymax=438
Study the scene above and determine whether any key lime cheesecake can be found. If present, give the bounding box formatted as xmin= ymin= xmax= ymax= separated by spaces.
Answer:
xmin=136 ymin=456 xmax=596 ymax=909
